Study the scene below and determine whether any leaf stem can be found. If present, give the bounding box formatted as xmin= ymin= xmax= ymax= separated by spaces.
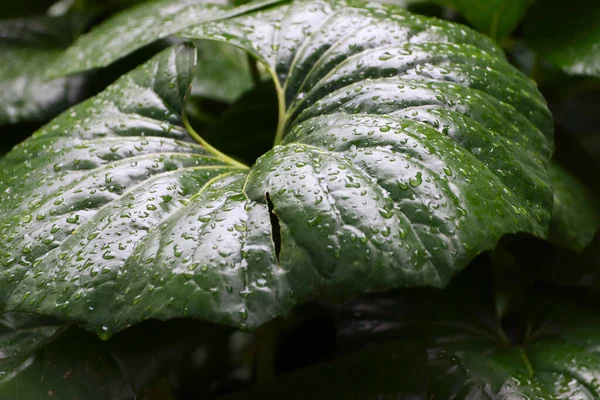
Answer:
xmin=272 ymin=74 xmax=287 ymax=147
xmin=518 ymin=347 xmax=534 ymax=377
xmin=183 ymin=114 xmax=249 ymax=169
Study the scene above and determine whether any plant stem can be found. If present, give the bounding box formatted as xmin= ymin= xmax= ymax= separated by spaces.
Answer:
xmin=271 ymin=71 xmax=287 ymax=146
xmin=183 ymin=114 xmax=249 ymax=169
xmin=518 ymin=347 xmax=534 ymax=377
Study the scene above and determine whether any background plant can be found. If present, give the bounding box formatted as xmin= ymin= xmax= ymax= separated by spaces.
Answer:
xmin=0 ymin=0 xmax=599 ymax=398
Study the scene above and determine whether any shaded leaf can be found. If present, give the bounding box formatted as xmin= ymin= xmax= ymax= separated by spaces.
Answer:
xmin=0 ymin=313 xmax=61 ymax=375
xmin=523 ymin=0 xmax=600 ymax=77
xmin=192 ymin=40 xmax=255 ymax=103
xmin=548 ymin=162 xmax=600 ymax=251
xmin=0 ymin=12 xmax=94 ymax=125
xmin=0 ymin=327 xmax=135 ymax=399
xmin=0 ymin=0 xmax=553 ymax=335
xmin=438 ymin=0 xmax=533 ymax=39
xmin=0 ymin=314 xmax=225 ymax=399
xmin=0 ymin=313 xmax=134 ymax=399
xmin=200 ymin=79 xmax=279 ymax=164
xmin=225 ymin=276 xmax=600 ymax=399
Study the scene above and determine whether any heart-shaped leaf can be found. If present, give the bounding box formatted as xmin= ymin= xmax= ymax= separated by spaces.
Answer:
xmin=0 ymin=0 xmax=553 ymax=335
xmin=223 ymin=277 xmax=600 ymax=399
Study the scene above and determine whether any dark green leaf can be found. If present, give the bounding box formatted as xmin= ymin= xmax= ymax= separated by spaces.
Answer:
xmin=523 ymin=0 xmax=600 ymax=77
xmin=0 ymin=313 xmax=134 ymax=399
xmin=0 ymin=313 xmax=61 ymax=375
xmin=47 ymin=0 xmax=286 ymax=77
xmin=548 ymin=162 xmax=600 ymax=251
xmin=223 ymin=342 xmax=430 ymax=399
xmin=200 ymin=79 xmax=279 ymax=164
xmin=225 ymin=278 xmax=600 ymax=399
xmin=192 ymin=40 xmax=255 ymax=103
xmin=0 ymin=326 xmax=135 ymax=399
xmin=0 ymin=313 xmax=225 ymax=398
xmin=0 ymin=0 xmax=553 ymax=335
xmin=0 ymin=13 xmax=94 ymax=125
xmin=438 ymin=0 xmax=533 ymax=40
xmin=106 ymin=319 xmax=227 ymax=393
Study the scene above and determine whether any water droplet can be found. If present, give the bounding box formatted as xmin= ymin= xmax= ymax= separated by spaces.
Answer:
xmin=409 ymin=172 xmax=423 ymax=187
xmin=378 ymin=51 xmax=394 ymax=61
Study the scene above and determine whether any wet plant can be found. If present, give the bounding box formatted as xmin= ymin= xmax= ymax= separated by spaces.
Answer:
xmin=0 ymin=0 xmax=599 ymax=398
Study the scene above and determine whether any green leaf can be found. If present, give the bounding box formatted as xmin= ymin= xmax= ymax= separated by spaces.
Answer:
xmin=0 ymin=313 xmax=134 ymax=398
xmin=0 ymin=0 xmax=553 ymax=335
xmin=0 ymin=313 xmax=61 ymax=374
xmin=523 ymin=0 xmax=600 ymax=78
xmin=192 ymin=40 xmax=255 ymax=103
xmin=200 ymin=79 xmax=280 ymax=164
xmin=0 ymin=326 xmax=136 ymax=399
xmin=549 ymin=162 xmax=600 ymax=251
xmin=0 ymin=13 xmax=94 ymax=125
xmin=47 ymin=0 xmax=286 ymax=77
xmin=438 ymin=0 xmax=533 ymax=40
xmin=224 ymin=279 xmax=600 ymax=399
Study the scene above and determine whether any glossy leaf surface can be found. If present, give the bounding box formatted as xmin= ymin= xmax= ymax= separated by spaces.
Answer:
xmin=523 ymin=0 xmax=600 ymax=78
xmin=226 ymin=279 xmax=600 ymax=399
xmin=0 ymin=0 xmax=553 ymax=334
xmin=0 ymin=13 xmax=93 ymax=125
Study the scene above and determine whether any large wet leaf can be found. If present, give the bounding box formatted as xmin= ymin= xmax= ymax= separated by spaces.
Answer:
xmin=0 ymin=0 xmax=553 ymax=335
xmin=0 ymin=13 xmax=94 ymax=125
xmin=225 ymin=279 xmax=600 ymax=399
xmin=523 ymin=0 xmax=600 ymax=78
